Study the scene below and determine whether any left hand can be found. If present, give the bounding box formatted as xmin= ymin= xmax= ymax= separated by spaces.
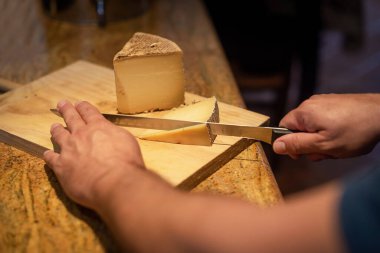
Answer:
xmin=44 ymin=100 xmax=145 ymax=210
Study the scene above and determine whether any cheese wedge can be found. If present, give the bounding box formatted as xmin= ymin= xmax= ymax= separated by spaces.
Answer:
xmin=113 ymin=32 xmax=185 ymax=114
xmin=139 ymin=97 xmax=219 ymax=146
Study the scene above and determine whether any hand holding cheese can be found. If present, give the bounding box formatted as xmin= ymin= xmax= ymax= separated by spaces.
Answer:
xmin=113 ymin=32 xmax=185 ymax=114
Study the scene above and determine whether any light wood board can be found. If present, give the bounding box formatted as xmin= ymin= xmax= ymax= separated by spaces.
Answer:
xmin=0 ymin=61 xmax=269 ymax=188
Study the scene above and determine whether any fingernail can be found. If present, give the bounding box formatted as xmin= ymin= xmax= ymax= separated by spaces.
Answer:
xmin=273 ymin=141 xmax=286 ymax=153
xmin=57 ymin=100 xmax=67 ymax=109
xmin=50 ymin=123 xmax=61 ymax=132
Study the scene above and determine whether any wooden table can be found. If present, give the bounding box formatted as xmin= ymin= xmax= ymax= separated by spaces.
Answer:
xmin=0 ymin=0 xmax=282 ymax=251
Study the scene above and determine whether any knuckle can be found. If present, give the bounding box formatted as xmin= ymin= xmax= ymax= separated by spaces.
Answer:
xmin=88 ymin=115 xmax=105 ymax=124
xmin=317 ymin=141 xmax=331 ymax=152
xmin=92 ymin=115 xmax=109 ymax=125
xmin=309 ymin=94 xmax=321 ymax=100
xmin=65 ymin=113 xmax=79 ymax=123
xmin=287 ymin=134 xmax=302 ymax=154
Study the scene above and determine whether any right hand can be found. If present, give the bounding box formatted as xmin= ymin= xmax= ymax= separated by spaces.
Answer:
xmin=273 ymin=94 xmax=380 ymax=160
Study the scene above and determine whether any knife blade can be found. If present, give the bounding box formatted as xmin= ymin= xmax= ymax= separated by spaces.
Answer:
xmin=50 ymin=109 xmax=293 ymax=144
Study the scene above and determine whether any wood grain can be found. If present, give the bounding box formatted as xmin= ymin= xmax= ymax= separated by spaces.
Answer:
xmin=0 ymin=144 xmax=117 ymax=253
xmin=0 ymin=61 xmax=269 ymax=188
xmin=0 ymin=0 xmax=282 ymax=251
xmin=0 ymin=0 xmax=244 ymax=107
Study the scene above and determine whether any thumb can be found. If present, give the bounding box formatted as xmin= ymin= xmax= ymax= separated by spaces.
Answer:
xmin=273 ymin=132 xmax=322 ymax=156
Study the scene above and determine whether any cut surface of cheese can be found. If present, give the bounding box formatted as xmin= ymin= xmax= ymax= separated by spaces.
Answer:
xmin=113 ymin=32 xmax=185 ymax=114
xmin=139 ymin=97 xmax=219 ymax=146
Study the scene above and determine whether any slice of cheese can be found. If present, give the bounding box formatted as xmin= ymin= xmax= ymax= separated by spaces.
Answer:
xmin=113 ymin=32 xmax=185 ymax=114
xmin=139 ymin=97 xmax=219 ymax=146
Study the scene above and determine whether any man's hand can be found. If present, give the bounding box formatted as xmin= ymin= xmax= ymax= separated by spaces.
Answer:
xmin=43 ymin=100 xmax=145 ymax=210
xmin=273 ymin=94 xmax=380 ymax=160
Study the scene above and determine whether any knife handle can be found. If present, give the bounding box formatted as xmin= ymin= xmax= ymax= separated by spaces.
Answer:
xmin=271 ymin=128 xmax=296 ymax=143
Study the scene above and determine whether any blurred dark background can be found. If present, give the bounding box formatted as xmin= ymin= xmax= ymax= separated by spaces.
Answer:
xmin=204 ymin=0 xmax=380 ymax=195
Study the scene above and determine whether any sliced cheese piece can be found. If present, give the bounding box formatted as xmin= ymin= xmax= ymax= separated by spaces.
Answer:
xmin=139 ymin=97 xmax=219 ymax=146
xmin=113 ymin=32 xmax=185 ymax=114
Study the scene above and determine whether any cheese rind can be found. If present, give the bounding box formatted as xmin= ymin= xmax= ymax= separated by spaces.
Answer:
xmin=113 ymin=32 xmax=183 ymax=60
xmin=113 ymin=32 xmax=185 ymax=114
xmin=139 ymin=97 xmax=220 ymax=146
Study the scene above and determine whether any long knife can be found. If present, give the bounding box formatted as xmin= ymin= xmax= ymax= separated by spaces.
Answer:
xmin=50 ymin=109 xmax=293 ymax=144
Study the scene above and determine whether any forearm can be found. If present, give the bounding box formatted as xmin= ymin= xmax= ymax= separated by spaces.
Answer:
xmin=95 ymin=167 xmax=181 ymax=252
xmin=96 ymin=172 xmax=259 ymax=252
xmin=164 ymin=183 xmax=345 ymax=253
xmin=367 ymin=93 xmax=380 ymax=141
xmin=94 ymin=166 xmax=345 ymax=253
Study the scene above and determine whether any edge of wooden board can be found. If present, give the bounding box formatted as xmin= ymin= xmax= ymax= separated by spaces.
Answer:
xmin=177 ymin=117 xmax=269 ymax=190
xmin=177 ymin=138 xmax=256 ymax=190
xmin=0 ymin=129 xmax=47 ymax=159
xmin=0 ymin=129 xmax=260 ymax=191
xmin=0 ymin=126 xmax=270 ymax=191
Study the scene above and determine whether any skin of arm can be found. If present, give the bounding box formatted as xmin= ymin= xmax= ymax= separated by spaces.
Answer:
xmin=273 ymin=93 xmax=380 ymax=160
xmin=44 ymin=100 xmax=346 ymax=253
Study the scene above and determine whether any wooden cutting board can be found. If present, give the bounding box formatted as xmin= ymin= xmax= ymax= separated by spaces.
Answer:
xmin=0 ymin=61 xmax=269 ymax=189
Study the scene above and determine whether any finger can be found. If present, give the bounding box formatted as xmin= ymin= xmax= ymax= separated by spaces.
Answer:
xmin=272 ymin=141 xmax=299 ymax=159
xmin=57 ymin=100 xmax=85 ymax=132
xmin=279 ymin=109 xmax=306 ymax=131
xmin=50 ymin=123 xmax=70 ymax=146
xmin=273 ymin=132 xmax=323 ymax=156
xmin=43 ymin=150 xmax=60 ymax=170
xmin=75 ymin=101 xmax=105 ymax=124
xmin=279 ymin=109 xmax=297 ymax=129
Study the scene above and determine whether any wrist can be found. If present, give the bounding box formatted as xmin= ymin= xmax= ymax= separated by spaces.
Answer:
xmin=91 ymin=162 xmax=145 ymax=213
xmin=92 ymin=163 xmax=174 ymax=219
xmin=92 ymin=166 xmax=179 ymax=249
